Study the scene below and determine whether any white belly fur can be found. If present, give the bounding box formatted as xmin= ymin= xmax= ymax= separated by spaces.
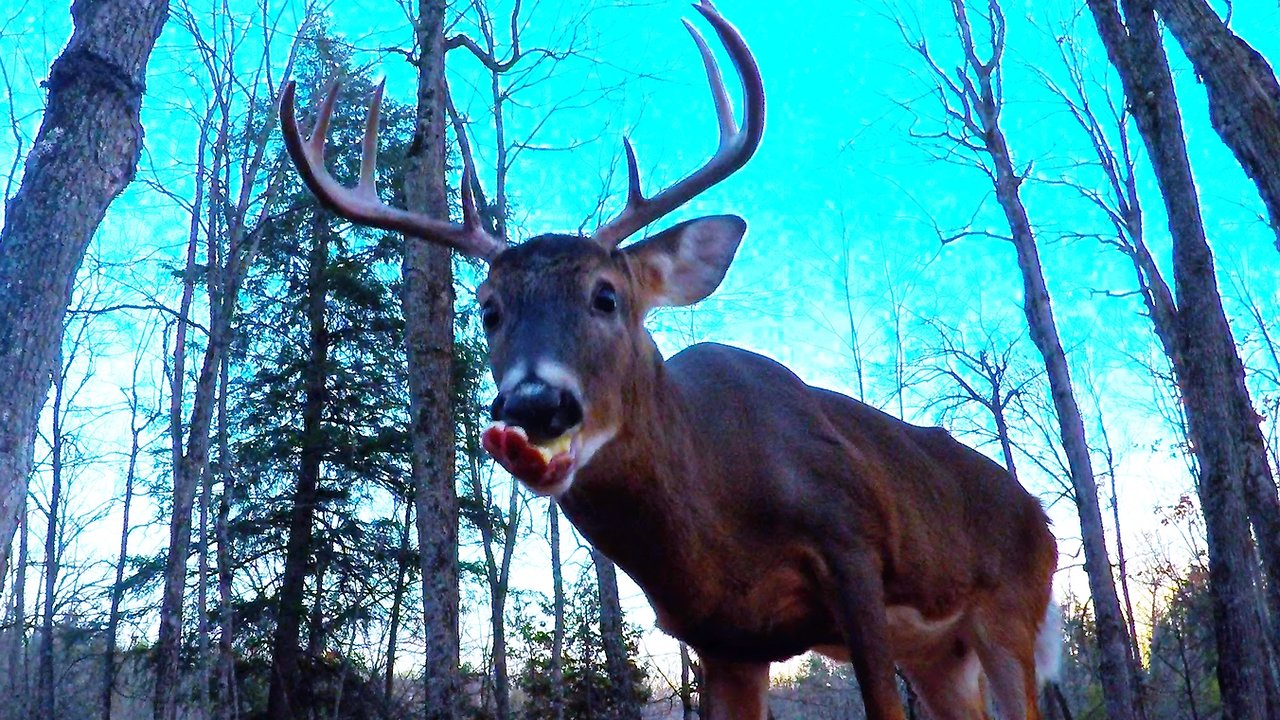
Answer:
xmin=814 ymin=605 xmax=964 ymax=662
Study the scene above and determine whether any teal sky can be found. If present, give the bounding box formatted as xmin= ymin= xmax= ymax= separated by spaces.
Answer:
xmin=3 ymin=0 xmax=1279 ymax=678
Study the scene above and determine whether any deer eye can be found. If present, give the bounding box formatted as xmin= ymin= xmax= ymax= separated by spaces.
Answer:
xmin=592 ymin=282 xmax=619 ymax=314
xmin=481 ymin=300 xmax=501 ymax=330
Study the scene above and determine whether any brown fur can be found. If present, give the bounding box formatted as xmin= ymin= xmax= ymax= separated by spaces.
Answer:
xmin=479 ymin=232 xmax=1058 ymax=719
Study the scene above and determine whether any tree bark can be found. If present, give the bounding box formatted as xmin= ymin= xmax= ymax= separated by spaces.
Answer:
xmin=404 ymin=1 xmax=460 ymax=717
xmin=0 ymin=0 xmax=168 ymax=583
xmin=267 ymin=213 xmax=330 ymax=720
xmin=593 ymin=548 xmax=641 ymax=720
xmin=1085 ymin=1 xmax=1280 ymax=716
xmin=1152 ymin=0 xmax=1280 ymax=253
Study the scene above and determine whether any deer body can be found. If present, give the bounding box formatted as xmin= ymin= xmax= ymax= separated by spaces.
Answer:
xmin=282 ymin=3 xmax=1058 ymax=716
xmin=552 ymin=339 xmax=1057 ymax=719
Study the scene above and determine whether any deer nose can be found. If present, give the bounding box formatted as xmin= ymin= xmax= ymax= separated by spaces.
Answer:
xmin=491 ymin=380 xmax=583 ymax=442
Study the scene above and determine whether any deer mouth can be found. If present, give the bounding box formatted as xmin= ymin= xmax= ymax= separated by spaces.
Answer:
xmin=482 ymin=421 xmax=580 ymax=494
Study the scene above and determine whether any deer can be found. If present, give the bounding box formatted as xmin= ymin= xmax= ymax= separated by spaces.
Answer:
xmin=280 ymin=2 xmax=1059 ymax=717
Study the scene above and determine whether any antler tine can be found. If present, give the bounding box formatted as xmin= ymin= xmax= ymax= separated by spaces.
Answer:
xmin=279 ymin=80 xmax=507 ymax=261
xmin=683 ymin=18 xmax=736 ymax=141
xmin=357 ymin=81 xmax=385 ymax=196
xmin=593 ymin=0 xmax=765 ymax=248
xmin=446 ymin=97 xmax=487 ymax=234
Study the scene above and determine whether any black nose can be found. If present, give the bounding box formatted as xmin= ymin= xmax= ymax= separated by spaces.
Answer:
xmin=491 ymin=380 xmax=584 ymax=443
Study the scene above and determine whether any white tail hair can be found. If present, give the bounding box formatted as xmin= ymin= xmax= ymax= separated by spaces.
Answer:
xmin=1035 ymin=598 xmax=1063 ymax=686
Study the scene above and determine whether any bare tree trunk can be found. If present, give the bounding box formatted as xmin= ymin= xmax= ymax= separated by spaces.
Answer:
xmin=267 ymin=214 xmax=330 ymax=720
xmin=1098 ymin=412 xmax=1145 ymax=705
xmin=197 ymin=442 xmax=211 ymax=720
xmin=103 ymin=362 xmax=148 ymax=720
xmin=154 ymin=67 xmax=279 ymax=720
xmin=1085 ymin=1 xmax=1280 ymax=716
xmin=1152 ymin=0 xmax=1280 ymax=252
xmin=1085 ymin=0 xmax=1280 ymax=712
xmin=383 ymin=499 xmax=413 ymax=714
xmin=7 ymin=503 xmax=29 ymax=720
xmin=37 ymin=354 xmax=65 ymax=720
xmin=593 ymin=548 xmax=640 ymax=720
xmin=154 ymin=91 xmax=218 ymax=720
xmin=550 ymin=502 xmax=566 ymax=720
xmin=404 ymin=1 xmax=459 ymax=716
xmin=909 ymin=4 xmax=1142 ymax=718
xmin=214 ymin=351 xmax=235 ymax=720
xmin=679 ymin=642 xmax=696 ymax=720
xmin=0 ymin=0 xmax=168 ymax=581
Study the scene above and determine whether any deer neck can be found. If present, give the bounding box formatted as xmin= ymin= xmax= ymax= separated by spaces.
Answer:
xmin=558 ymin=348 xmax=720 ymax=619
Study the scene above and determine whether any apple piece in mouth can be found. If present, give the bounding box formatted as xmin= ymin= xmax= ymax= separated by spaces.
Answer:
xmin=532 ymin=432 xmax=573 ymax=462
xmin=481 ymin=421 xmax=579 ymax=491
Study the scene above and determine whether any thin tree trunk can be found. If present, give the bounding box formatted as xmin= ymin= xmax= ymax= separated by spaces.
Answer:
xmin=8 ymin=502 xmax=29 ymax=720
xmin=383 ymin=499 xmax=413 ymax=714
xmin=1152 ymin=0 xmax=1280 ymax=253
xmin=1100 ymin=417 xmax=1146 ymax=708
xmin=197 ymin=440 xmax=212 ymax=720
xmin=549 ymin=502 xmax=566 ymax=720
xmin=154 ymin=91 xmax=274 ymax=720
xmin=404 ymin=1 xmax=460 ymax=716
xmin=1086 ymin=2 xmax=1280 ymax=716
xmin=267 ymin=214 xmax=330 ymax=720
xmin=679 ymin=642 xmax=695 ymax=720
xmin=215 ymin=351 xmax=235 ymax=720
xmin=103 ymin=376 xmax=145 ymax=720
xmin=37 ymin=356 xmax=64 ymax=720
xmin=154 ymin=90 xmax=220 ymax=720
xmin=0 ymin=0 xmax=168 ymax=584
xmin=593 ymin=548 xmax=640 ymax=720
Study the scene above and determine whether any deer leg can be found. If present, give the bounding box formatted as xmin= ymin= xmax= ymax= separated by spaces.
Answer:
xmin=901 ymin=642 xmax=989 ymax=720
xmin=698 ymin=656 xmax=770 ymax=720
xmin=972 ymin=613 xmax=1040 ymax=720
xmin=829 ymin=552 xmax=908 ymax=720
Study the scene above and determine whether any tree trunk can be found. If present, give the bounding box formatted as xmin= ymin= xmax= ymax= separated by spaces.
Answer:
xmin=404 ymin=1 xmax=460 ymax=717
xmin=998 ymin=129 xmax=1141 ymax=720
xmin=1152 ymin=0 xmax=1280 ymax=253
xmin=0 ymin=0 xmax=168 ymax=583
xmin=103 ymin=377 xmax=145 ymax=720
xmin=154 ymin=94 xmax=221 ymax=720
xmin=593 ymin=548 xmax=641 ymax=720
xmin=929 ymin=4 xmax=1142 ymax=717
xmin=383 ymin=500 xmax=413 ymax=713
xmin=267 ymin=214 xmax=330 ymax=720
xmin=1085 ymin=1 xmax=1280 ymax=716
xmin=679 ymin=642 xmax=696 ymax=720
xmin=215 ymin=351 xmax=236 ymax=720
xmin=37 ymin=356 xmax=65 ymax=720
xmin=7 ymin=502 xmax=29 ymax=720
xmin=550 ymin=502 xmax=566 ymax=720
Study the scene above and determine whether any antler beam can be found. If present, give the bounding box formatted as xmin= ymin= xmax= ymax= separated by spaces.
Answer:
xmin=592 ymin=0 xmax=766 ymax=247
xmin=279 ymin=80 xmax=507 ymax=261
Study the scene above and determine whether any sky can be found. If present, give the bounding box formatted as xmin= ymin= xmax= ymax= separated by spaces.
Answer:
xmin=2 ymin=0 xmax=1280 ymax=684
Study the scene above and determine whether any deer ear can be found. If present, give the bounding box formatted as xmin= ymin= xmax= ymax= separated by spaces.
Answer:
xmin=623 ymin=215 xmax=746 ymax=309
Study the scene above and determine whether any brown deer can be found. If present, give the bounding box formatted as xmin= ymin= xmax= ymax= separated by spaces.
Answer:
xmin=280 ymin=2 xmax=1059 ymax=717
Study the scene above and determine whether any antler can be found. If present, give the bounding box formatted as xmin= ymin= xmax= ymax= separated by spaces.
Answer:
xmin=280 ymin=80 xmax=507 ymax=261
xmin=592 ymin=0 xmax=765 ymax=247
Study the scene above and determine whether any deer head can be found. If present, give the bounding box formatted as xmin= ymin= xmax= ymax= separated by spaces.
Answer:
xmin=280 ymin=0 xmax=764 ymax=496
